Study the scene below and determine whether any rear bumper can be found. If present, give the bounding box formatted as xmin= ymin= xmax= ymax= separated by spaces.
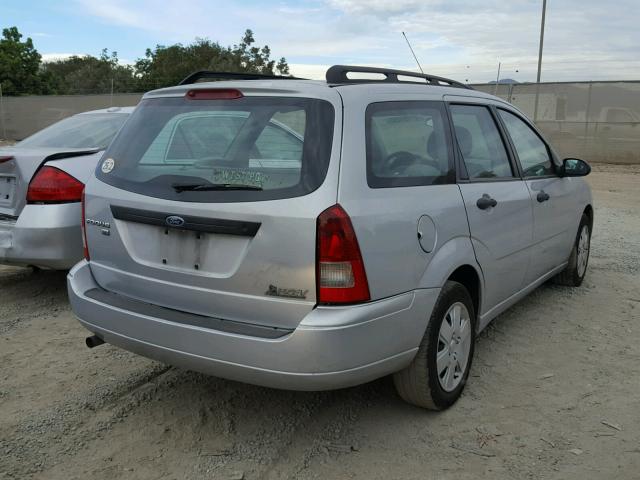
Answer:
xmin=68 ymin=260 xmax=440 ymax=391
xmin=0 ymin=204 xmax=83 ymax=269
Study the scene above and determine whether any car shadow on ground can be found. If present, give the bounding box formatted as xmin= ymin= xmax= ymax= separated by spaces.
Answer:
xmin=0 ymin=265 xmax=69 ymax=288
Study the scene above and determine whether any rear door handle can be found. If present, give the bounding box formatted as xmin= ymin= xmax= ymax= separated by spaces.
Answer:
xmin=476 ymin=194 xmax=498 ymax=210
xmin=537 ymin=191 xmax=550 ymax=203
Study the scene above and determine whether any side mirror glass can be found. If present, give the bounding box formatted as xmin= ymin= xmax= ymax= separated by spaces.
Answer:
xmin=562 ymin=158 xmax=591 ymax=177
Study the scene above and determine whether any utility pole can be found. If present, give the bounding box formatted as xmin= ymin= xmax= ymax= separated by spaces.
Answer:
xmin=534 ymin=0 xmax=547 ymax=121
xmin=536 ymin=0 xmax=547 ymax=83
xmin=494 ymin=62 xmax=501 ymax=95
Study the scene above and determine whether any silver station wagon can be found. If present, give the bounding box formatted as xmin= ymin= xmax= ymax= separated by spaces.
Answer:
xmin=68 ymin=67 xmax=593 ymax=410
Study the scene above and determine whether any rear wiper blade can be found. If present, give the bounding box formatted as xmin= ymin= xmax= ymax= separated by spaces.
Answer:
xmin=172 ymin=183 xmax=263 ymax=192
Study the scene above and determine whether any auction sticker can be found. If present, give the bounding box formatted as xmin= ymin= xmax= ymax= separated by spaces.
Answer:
xmin=101 ymin=158 xmax=115 ymax=173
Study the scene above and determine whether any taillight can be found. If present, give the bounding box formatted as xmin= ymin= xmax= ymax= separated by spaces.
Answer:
xmin=186 ymin=88 xmax=243 ymax=100
xmin=81 ymin=190 xmax=89 ymax=260
xmin=27 ymin=166 xmax=84 ymax=203
xmin=316 ymin=204 xmax=370 ymax=305
xmin=0 ymin=155 xmax=14 ymax=164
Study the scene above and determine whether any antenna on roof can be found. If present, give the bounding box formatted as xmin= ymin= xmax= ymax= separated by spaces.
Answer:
xmin=402 ymin=32 xmax=424 ymax=74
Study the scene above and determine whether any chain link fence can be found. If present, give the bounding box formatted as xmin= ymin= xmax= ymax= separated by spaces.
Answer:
xmin=473 ymin=81 xmax=640 ymax=164
xmin=1 ymin=81 xmax=639 ymax=164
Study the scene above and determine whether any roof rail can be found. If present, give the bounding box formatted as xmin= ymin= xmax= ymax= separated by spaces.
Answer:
xmin=178 ymin=71 xmax=305 ymax=85
xmin=325 ymin=65 xmax=472 ymax=89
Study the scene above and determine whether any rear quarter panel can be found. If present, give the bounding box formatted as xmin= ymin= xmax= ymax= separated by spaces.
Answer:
xmin=336 ymin=87 xmax=479 ymax=300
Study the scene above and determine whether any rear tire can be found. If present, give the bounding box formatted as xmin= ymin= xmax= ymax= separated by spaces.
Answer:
xmin=554 ymin=214 xmax=591 ymax=287
xmin=393 ymin=281 xmax=476 ymax=410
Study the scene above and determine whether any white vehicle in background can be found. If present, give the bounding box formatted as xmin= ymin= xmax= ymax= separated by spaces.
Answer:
xmin=0 ymin=107 xmax=134 ymax=269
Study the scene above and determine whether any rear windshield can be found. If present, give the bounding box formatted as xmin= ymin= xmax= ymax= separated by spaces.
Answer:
xmin=97 ymin=96 xmax=335 ymax=202
xmin=19 ymin=113 xmax=129 ymax=149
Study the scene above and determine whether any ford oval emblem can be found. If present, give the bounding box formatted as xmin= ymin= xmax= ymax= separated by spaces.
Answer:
xmin=165 ymin=215 xmax=185 ymax=227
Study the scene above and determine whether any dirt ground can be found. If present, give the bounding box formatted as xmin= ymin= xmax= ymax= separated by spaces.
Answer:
xmin=1 ymin=164 xmax=639 ymax=480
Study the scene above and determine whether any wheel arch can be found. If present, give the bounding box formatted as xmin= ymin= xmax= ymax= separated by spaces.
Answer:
xmin=583 ymin=204 xmax=594 ymax=229
xmin=447 ymin=265 xmax=482 ymax=323
xmin=419 ymin=236 xmax=484 ymax=322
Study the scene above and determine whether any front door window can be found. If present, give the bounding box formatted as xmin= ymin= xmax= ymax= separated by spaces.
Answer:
xmin=450 ymin=105 xmax=513 ymax=179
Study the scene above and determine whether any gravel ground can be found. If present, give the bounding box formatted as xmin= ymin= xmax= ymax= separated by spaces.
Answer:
xmin=1 ymin=164 xmax=639 ymax=480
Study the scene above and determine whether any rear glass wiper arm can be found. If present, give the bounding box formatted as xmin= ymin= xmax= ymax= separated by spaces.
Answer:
xmin=172 ymin=183 xmax=263 ymax=192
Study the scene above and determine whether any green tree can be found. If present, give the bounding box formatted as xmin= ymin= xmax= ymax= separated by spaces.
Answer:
xmin=0 ymin=27 xmax=43 ymax=95
xmin=134 ymin=29 xmax=289 ymax=90
xmin=41 ymin=49 xmax=137 ymax=94
xmin=0 ymin=26 xmax=288 ymax=95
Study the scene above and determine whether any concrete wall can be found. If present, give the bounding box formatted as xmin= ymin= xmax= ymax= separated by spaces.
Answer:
xmin=0 ymin=94 xmax=142 ymax=141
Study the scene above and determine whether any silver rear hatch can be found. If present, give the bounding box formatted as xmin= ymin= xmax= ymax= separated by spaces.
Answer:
xmin=84 ymin=82 xmax=342 ymax=330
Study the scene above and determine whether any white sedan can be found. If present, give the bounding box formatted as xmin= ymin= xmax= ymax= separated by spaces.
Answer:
xmin=0 ymin=107 xmax=134 ymax=269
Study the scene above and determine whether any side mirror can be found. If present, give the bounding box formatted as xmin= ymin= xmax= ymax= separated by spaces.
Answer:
xmin=562 ymin=158 xmax=591 ymax=177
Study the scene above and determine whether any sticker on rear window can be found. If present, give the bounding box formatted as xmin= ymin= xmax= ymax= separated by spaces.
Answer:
xmin=101 ymin=158 xmax=115 ymax=173
xmin=212 ymin=168 xmax=268 ymax=188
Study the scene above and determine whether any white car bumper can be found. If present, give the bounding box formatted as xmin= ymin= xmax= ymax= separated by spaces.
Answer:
xmin=0 ymin=203 xmax=83 ymax=269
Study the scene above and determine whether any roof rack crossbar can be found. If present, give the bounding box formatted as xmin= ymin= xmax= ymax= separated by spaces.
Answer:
xmin=325 ymin=65 xmax=472 ymax=89
xmin=178 ymin=71 xmax=305 ymax=85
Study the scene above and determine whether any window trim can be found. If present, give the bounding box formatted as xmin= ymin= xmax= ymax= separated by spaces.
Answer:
xmin=445 ymin=102 xmax=522 ymax=184
xmin=495 ymin=107 xmax=560 ymax=179
xmin=365 ymin=100 xmax=456 ymax=189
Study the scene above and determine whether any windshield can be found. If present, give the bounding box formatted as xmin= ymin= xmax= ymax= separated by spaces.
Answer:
xmin=96 ymin=96 xmax=335 ymax=203
xmin=19 ymin=113 xmax=129 ymax=150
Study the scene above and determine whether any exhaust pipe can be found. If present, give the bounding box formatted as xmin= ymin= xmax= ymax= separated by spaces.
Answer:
xmin=85 ymin=335 xmax=105 ymax=348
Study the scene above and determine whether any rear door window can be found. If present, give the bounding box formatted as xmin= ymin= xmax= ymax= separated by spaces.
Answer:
xmin=366 ymin=101 xmax=454 ymax=188
xmin=450 ymin=105 xmax=513 ymax=179
xmin=97 ymin=96 xmax=334 ymax=203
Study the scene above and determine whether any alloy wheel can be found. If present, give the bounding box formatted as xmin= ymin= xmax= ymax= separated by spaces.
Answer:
xmin=436 ymin=302 xmax=472 ymax=392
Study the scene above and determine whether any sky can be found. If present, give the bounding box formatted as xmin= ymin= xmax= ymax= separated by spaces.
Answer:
xmin=3 ymin=0 xmax=640 ymax=83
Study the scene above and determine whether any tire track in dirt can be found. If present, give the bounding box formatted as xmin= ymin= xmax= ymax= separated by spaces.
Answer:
xmin=256 ymin=381 xmax=389 ymax=480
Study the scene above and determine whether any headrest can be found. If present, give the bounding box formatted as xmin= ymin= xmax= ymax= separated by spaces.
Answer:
xmin=455 ymin=126 xmax=473 ymax=157
xmin=427 ymin=132 xmax=446 ymax=160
